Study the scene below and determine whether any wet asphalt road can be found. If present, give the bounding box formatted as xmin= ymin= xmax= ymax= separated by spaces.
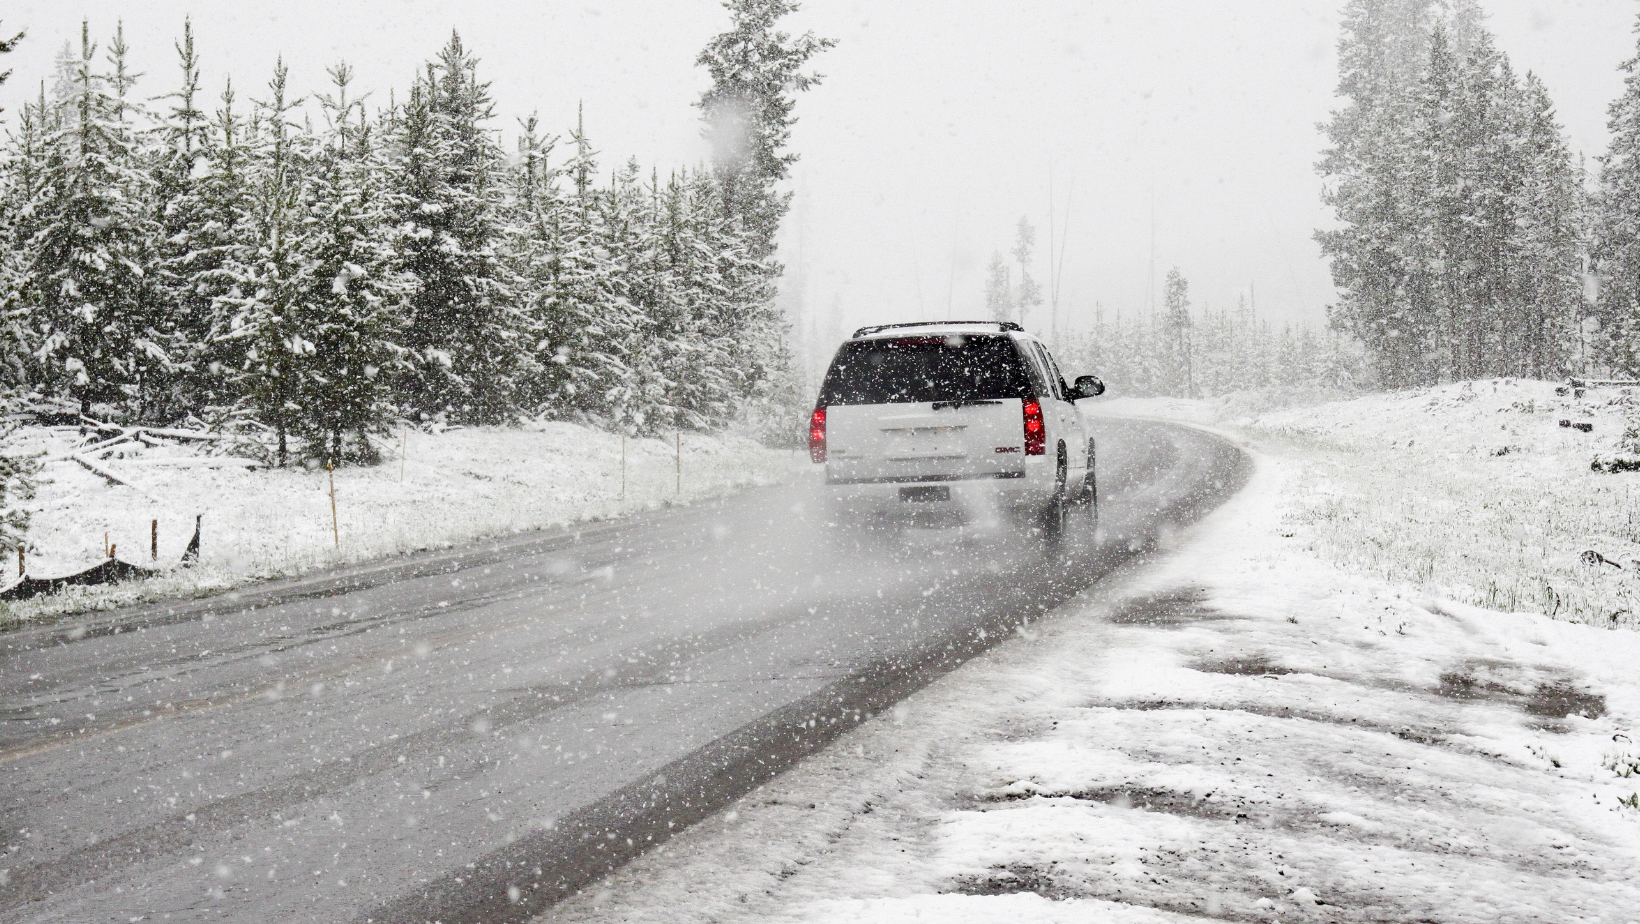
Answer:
xmin=0 ymin=418 xmax=1247 ymax=924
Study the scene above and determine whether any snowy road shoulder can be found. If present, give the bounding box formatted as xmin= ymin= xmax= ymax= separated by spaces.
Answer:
xmin=546 ymin=437 xmax=1640 ymax=924
xmin=1 ymin=422 xmax=802 ymax=628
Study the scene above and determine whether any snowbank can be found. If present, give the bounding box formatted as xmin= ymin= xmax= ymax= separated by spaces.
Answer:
xmin=543 ymin=386 xmax=1640 ymax=923
xmin=1 ymin=422 xmax=802 ymax=626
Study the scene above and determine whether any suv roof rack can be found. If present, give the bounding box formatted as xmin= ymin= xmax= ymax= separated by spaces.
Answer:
xmin=850 ymin=320 xmax=1024 ymax=338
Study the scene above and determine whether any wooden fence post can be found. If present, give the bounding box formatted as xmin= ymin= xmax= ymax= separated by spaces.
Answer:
xmin=329 ymin=463 xmax=339 ymax=548
xmin=675 ymin=431 xmax=681 ymax=494
xmin=151 ymin=519 xmax=158 ymax=560
xmin=620 ymin=434 xmax=626 ymax=500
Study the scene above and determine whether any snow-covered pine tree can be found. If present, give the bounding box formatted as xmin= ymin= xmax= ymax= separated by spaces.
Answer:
xmin=218 ymin=60 xmax=316 ymax=466
xmin=1012 ymin=217 xmax=1042 ymax=329
xmin=0 ymin=20 xmax=22 ymax=110
xmin=695 ymin=0 xmax=834 ymax=262
xmin=984 ymin=254 xmax=1012 ymax=323
xmin=667 ymin=167 xmax=746 ymax=428
xmin=538 ymin=112 xmax=621 ymax=423
xmin=23 ymin=22 xmax=165 ymax=421
xmin=0 ymin=87 xmax=53 ymax=390
xmin=1448 ymin=29 xmax=1528 ymax=380
xmin=703 ymin=165 xmax=783 ymax=420
xmin=505 ymin=114 xmax=559 ymax=414
xmin=1507 ymin=73 xmax=1582 ymax=378
xmin=171 ymin=79 xmax=257 ymax=415
xmin=1403 ymin=25 xmax=1465 ymax=383
xmin=387 ymin=33 xmax=523 ymax=424
xmin=287 ymin=64 xmax=414 ymax=465
xmin=149 ymin=19 xmax=231 ymax=420
xmin=1317 ymin=0 xmax=1438 ymax=387
xmin=1161 ymin=268 xmax=1194 ymax=397
xmin=1594 ymin=16 xmax=1640 ymax=375
xmin=0 ymin=48 xmax=37 ymax=524
xmin=581 ymin=160 xmax=652 ymax=431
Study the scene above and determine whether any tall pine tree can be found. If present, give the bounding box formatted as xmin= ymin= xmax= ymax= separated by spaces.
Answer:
xmin=1317 ymin=0 xmax=1437 ymax=387
xmin=695 ymin=0 xmax=834 ymax=261
xmin=1594 ymin=16 xmax=1640 ymax=375
xmin=218 ymin=60 xmax=314 ymax=465
xmin=24 ymin=22 xmax=164 ymax=420
xmin=291 ymin=64 xmax=414 ymax=464
xmin=388 ymin=33 xmax=522 ymax=424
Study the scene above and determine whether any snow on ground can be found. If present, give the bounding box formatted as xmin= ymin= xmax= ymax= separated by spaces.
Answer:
xmin=1113 ymin=380 xmax=1640 ymax=629
xmin=0 ymin=421 xmax=802 ymax=626
xmin=546 ymin=386 xmax=1640 ymax=924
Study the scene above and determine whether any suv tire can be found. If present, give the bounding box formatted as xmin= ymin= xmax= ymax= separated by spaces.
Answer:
xmin=1076 ymin=438 xmax=1098 ymax=528
xmin=1039 ymin=442 xmax=1070 ymax=554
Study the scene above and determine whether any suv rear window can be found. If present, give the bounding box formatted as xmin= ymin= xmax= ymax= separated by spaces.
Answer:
xmin=817 ymin=335 xmax=1033 ymax=406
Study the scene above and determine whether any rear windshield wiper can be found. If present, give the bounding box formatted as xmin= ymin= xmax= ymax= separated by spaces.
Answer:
xmin=930 ymin=399 xmax=1003 ymax=411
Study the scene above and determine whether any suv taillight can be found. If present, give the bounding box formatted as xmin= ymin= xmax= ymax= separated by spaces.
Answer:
xmin=1023 ymin=399 xmax=1045 ymax=455
xmin=809 ymin=407 xmax=827 ymax=463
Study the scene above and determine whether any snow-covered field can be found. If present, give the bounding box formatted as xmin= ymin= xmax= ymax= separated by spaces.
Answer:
xmin=1107 ymin=380 xmax=1640 ymax=629
xmin=546 ymin=383 xmax=1640 ymax=923
xmin=0 ymin=421 xmax=802 ymax=627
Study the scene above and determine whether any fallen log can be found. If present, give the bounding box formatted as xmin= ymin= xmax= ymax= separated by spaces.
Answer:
xmin=118 ymin=457 xmax=261 ymax=469
xmin=68 ymin=454 xmax=166 ymax=505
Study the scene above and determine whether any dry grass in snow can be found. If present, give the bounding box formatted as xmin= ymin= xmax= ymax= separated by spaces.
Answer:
xmin=1105 ymin=379 xmax=1640 ymax=629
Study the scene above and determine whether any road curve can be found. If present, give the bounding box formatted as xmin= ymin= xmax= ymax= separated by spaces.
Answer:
xmin=0 ymin=418 xmax=1248 ymax=924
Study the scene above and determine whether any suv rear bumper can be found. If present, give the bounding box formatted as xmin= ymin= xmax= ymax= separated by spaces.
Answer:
xmin=822 ymin=460 xmax=1057 ymax=523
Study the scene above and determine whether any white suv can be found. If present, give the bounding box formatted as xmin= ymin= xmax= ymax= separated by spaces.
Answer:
xmin=809 ymin=321 xmax=1105 ymax=543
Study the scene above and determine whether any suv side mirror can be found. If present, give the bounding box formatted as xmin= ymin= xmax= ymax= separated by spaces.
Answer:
xmin=1072 ymin=375 xmax=1105 ymax=400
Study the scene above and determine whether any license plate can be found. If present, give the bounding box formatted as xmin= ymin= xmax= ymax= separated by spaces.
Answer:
xmin=899 ymin=486 xmax=950 ymax=503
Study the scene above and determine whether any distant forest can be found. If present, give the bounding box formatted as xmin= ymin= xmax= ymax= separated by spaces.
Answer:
xmin=0 ymin=2 xmax=832 ymax=464
xmin=1055 ymin=269 xmax=1366 ymax=400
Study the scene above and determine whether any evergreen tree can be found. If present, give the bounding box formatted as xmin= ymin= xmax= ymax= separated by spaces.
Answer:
xmin=695 ymin=0 xmax=834 ymax=261
xmin=0 ymin=21 xmax=23 ymax=113
xmin=0 ymin=87 xmax=52 ymax=390
xmin=173 ymin=79 xmax=257 ymax=415
xmin=984 ymin=253 xmax=1012 ymax=323
xmin=288 ymin=64 xmax=413 ymax=464
xmin=1509 ymin=73 xmax=1581 ymax=377
xmin=1012 ymin=217 xmax=1042 ymax=328
xmin=505 ymin=113 xmax=559 ymax=413
xmin=1317 ymin=0 xmax=1438 ymax=387
xmin=1162 ymin=268 xmax=1194 ymax=397
xmin=218 ymin=60 xmax=314 ymax=465
xmin=23 ymin=22 xmax=164 ymax=420
xmin=388 ymin=33 xmax=522 ymax=424
xmin=589 ymin=159 xmax=660 ymax=431
xmin=149 ymin=19 xmax=225 ymax=420
xmin=538 ymin=113 xmax=620 ymax=422
xmin=1594 ymin=16 xmax=1640 ymax=375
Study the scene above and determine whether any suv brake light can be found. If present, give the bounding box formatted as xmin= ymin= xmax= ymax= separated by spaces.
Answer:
xmin=809 ymin=407 xmax=827 ymax=463
xmin=1023 ymin=399 xmax=1045 ymax=455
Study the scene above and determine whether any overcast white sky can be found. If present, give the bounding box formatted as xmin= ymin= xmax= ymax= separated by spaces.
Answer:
xmin=0 ymin=1 xmax=1634 ymax=357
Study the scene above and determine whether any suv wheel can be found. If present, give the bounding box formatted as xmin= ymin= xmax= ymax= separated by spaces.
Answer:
xmin=1076 ymin=438 xmax=1098 ymax=529
xmin=1040 ymin=442 xmax=1070 ymax=554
